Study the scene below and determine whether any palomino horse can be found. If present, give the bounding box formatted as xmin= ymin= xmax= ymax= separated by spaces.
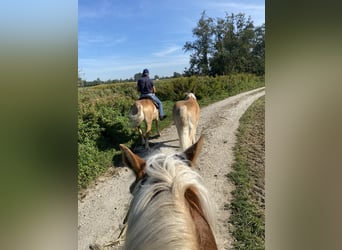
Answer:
xmin=119 ymin=135 xmax=217 ymax=250
xmin=129 ymin=98 xmax=160 ymax=149
xmin=173 ymin=93 xmax=200 ymax=150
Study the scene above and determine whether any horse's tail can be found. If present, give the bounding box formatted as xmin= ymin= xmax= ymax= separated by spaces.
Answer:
xmin=129 ymin=102 xmax=144 ymax=128
xmin=174 ymin=105 xmax=191 ymax=150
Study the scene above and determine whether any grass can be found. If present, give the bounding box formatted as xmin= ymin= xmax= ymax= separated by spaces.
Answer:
xmin=227 ymin=96 xmax=265 ymax=249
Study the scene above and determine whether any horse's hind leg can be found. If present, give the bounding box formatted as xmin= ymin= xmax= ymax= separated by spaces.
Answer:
xmin=155 ymin=119 xmax=161 ymax=137
xmin=137 ymin=126 xmax=145 ymax=145
xmin=190 ymin=124 xmax=197 ymax=145
xmin=144 ymin=121 xmax=152 ymax=149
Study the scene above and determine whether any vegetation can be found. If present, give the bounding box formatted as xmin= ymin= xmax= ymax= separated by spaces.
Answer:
xmin=228 ymin=96 xmax=265 ymax=249
xmin=184 ymin=12 xmax=265 ymax=76
xmin=78 ymin=74 xmax=264 ymax=190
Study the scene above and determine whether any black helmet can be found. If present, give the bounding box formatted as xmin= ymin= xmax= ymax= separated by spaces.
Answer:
xmin=142 ymin=68 xmax=149 ymax=75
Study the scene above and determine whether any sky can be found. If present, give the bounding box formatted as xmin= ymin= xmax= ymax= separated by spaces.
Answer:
xmin=78 ymin=0 xmax=265 ymax=81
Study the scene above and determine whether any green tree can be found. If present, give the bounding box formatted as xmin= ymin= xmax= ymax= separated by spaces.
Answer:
xmin=210 ymin=13 xmax=255 ymax=75
xmin=78 ymin=75 xmax=84 ymax=87
xmin=78 ymin=70 xmax=85 ymax=87
xmin=96 ymin=78 xmax=102 ymax=85
xmin=173 ymin=72 xmax=182 ymax=78
xmin=183 ymin=11 xmax=214 ymax=75
xmin=210 ymin=17 xmax=227 ymax=76
xmin=134 ymin=72 xmax=142 ymax=81
xmin=250 ymin=23 xmax=265 ymax=75
xmin=185 ymin=12 xmax=264 ymax=77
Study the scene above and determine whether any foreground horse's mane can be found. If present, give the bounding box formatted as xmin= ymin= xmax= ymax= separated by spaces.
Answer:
xmin=120 ymin=136 xmax=217 ymax=250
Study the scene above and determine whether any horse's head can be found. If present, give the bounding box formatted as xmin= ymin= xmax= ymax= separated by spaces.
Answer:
xmin=120 ymin=135 xmax=217 ymax=250
xmin=119 ymin=135 xmax=204 ymax=194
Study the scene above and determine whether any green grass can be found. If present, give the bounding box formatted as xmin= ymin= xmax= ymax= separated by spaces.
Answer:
xmin=227 ymin=96 xmax=265 ymax=249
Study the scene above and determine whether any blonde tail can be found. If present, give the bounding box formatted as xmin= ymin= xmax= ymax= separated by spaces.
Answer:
xmin=129 ymin=103 xmax=144 ymax=128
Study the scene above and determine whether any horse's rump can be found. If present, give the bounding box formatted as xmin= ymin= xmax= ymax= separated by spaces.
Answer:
xmin=173 ymin=93 xmax=200 ymax=150
xmin=173 ymin=105 xmax=191 ymax=149
xmin=129 ymin=101 xmax=144 ymax=128
xmin=139 ymin=96 xmax=159 ymax=109
xmin=128 ymin=99 xmax=160 ymax=149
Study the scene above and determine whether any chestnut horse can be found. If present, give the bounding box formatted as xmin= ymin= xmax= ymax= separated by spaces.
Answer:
xmin=128 ymin=98 xmax=160 ymax=149
xmin=119 ymin=135 xmax=217 ymax=250
xmin=173 ymin=93 xmax=200 ymax=150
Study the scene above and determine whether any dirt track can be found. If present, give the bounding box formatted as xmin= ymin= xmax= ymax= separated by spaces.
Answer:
xmin=78 ymin=87 xmax=265 ymax=250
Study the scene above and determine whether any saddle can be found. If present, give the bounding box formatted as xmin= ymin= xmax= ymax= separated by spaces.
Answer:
xmin=139 ymin=96 xmax=159 ymax=109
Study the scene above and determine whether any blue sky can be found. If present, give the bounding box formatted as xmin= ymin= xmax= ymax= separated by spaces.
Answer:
xmin=78 ymin=0 xmax=265 ymax=81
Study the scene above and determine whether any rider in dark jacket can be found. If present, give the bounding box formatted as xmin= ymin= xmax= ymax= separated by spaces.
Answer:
xmin=137 ymin=68 xmax=167 ymax=120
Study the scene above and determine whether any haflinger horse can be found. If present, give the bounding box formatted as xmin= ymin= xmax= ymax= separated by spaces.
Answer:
xmin=119 ymin=135 xmax=218 ymax=250
xmin=129 ymin=98 xmax=160 ymax=149
xmin=173 ymin=93 xmax=200 ymax=150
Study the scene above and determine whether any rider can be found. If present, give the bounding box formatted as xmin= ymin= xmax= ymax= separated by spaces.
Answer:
xmin=137 ymin=68 xmax=167 ymax=120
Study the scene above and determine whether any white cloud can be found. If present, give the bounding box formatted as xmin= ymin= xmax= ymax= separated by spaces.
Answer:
xmin=152 ymin=46 xmax=181 ymax=57
xmin=78 ymin=33 xmax=126 ymax=49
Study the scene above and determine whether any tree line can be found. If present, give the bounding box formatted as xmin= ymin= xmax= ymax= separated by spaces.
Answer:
xmin=183 ymin=11 xmax=265 ymax=76
xmin=78 ymin=72 xmax=184 ymax=87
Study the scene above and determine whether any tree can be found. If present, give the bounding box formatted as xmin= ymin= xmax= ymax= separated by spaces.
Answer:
xmin=78 ymin=70 xmax=85 ymax=87
xmin=96 ymin=78 xmax=102 ymax=85
xmin=134 ymin=73 xmax=142 ymax=81
xmin=183 ymin=11 xmax=214 ymax=75
xmin=210 ymin=17 xmax=227 ymax=76
xmin=78 ymin=75 xmax=85 ymax=87
xmin=210 ymin=13 xmax=255 ymax=75
xmin=184 ymin=12 xmax=265 ymax=77
xmin=249 ymin=23 xmax=265 ymax=75
xmin=173 ymin=72 xmax=182 ymax=78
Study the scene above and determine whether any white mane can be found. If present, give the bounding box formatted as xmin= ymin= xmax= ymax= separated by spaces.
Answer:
xmin=186 ymin=93 xmax=197 ymax=100
xmin=124 ymin=153 xmax=216 ymax=250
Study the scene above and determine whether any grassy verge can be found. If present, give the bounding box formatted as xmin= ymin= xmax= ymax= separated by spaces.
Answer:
xmin=227 ymin=96 xmax=265 ymax=249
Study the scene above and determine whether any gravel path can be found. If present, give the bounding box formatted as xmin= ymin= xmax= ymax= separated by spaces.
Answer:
xmin=78 ymin=87 xmax=265 ymax=250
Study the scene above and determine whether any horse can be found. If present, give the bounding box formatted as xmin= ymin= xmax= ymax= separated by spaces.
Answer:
xmin=173 ymin=93 xmax=200 ymax=150
xmin=119 ymin=135 xmax=218 ymax=250
xmin=128 ymin=98 xmax=160 ymax=149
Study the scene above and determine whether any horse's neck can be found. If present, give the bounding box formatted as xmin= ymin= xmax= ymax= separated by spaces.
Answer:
xmin=185 ymin=188 xmax=218 ymax=250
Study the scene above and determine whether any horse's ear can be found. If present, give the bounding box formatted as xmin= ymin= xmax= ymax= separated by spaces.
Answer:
xmin=119 ymin=144 xmax=146 ymax=178
xmin=183 ymin=134 xmax=204 ymax=166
